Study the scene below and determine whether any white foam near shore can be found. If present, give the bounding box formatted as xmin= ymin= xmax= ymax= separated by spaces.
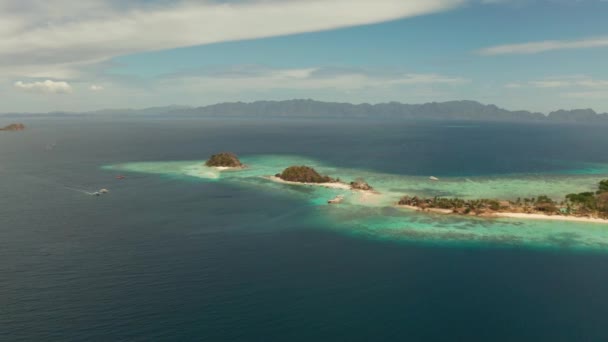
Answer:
xmin=266 ymin=175 xmax=352 ymax=190
xmin=211 ymin=166 xmax=246 ymax=171
xmin=491 ymin=212 xmax=608 ymax=224
xmin=397 ymin=204 xmax=608 ymax=224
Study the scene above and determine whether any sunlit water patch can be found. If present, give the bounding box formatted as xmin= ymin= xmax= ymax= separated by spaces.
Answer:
xmin=104 ymin=161 xmax=223 ymax=179
xmin=105 ymin=155 xmax=608 ymax=251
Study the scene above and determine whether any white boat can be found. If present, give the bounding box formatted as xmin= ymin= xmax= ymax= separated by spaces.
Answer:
xmin=328 ymin=195 xmax=345 ymax=204
xmin=429 ymin=176 xmax=439 ymax=181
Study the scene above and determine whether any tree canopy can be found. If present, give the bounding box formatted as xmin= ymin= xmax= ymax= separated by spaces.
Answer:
xmin=278 ymin=166 xmax=334 ymax=183
xmin=205 ymin=152 xmax=243 ymax=167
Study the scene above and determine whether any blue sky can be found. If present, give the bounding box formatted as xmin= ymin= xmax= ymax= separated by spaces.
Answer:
xmin=2 ymin=0 xmax=608 ymax=113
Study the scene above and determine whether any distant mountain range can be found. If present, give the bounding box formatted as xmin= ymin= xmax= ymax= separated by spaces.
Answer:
xmin=2 ymin=100 xmax=607 ymax=124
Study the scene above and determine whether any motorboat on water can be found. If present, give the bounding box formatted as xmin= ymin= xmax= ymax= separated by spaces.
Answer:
xmin=328 ymin=195 xmax=345 ymax=204
xmin=429 ymin=176 xmax=439 ymax=181
xmin=91 ymin=189 xmax=108 ymax=196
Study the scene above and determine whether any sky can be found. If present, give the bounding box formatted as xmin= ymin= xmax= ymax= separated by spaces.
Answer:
xmin=1 ymin=0 xmax=608 ymax=113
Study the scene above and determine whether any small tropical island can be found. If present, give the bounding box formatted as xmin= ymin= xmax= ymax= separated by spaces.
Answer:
xmin=276 ymin=165 xmax=335 ymax=183
xmin=398 ymin=179 xmax=608 ymax=223
xmin=0 ymin=123 xmax=25 ymax=131
xmin=268 ymin=166 xmax=377 ymax=195
xmin=205 ymin=152 xmax=245 ymax=169
xmin=270 ymin=165 xmax=349 ymax=189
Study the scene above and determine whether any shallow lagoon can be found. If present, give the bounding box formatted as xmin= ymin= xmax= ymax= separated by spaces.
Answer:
xmin=106 ymin=154 xmax=608 ymax=251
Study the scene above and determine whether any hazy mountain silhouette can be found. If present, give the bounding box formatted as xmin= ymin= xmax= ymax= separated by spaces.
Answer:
xmin=2 ymin=99 xmax=607 ymax=123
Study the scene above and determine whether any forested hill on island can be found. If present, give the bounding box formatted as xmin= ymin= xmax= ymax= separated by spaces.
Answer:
xmin=3 ymin=100 xmax=608 ymax=124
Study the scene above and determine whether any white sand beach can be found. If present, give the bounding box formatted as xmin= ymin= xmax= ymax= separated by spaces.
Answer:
xmin=266 ymin=176 xmax=352 ymax=190
xmin=491 ymin=212 xmax=608 ymax=224
xmin=212 ymin=166 xmax=247 ymax=171
xmin=397 ymin=204 xmax=608 ymax=224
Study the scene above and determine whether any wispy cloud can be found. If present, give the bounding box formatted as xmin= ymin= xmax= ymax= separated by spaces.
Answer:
xmin=529 ymin=80 xmax=570 ymax=88
xmin=478 ymin=36 xmax=608 ymax=55
xmin=505 ymin=76 xmax=608 ymax=89
xmin=563 ymin=91 xmax=608 ymax=100
xmin=0 ymin=0 xmax=464 ymax=79
xmin=13 ymin=80 xmax=73 ymax=94
xmin=504 ymin=82 xmax=522 ymax=89
xmin=161 ymin=66 xmax=469 ymax=91
xmin=89 ymin=84 xmax=104 ymax=91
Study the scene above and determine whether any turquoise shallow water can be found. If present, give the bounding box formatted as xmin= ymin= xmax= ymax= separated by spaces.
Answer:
xmin=106 ymin=154 xmax=608 ymax=251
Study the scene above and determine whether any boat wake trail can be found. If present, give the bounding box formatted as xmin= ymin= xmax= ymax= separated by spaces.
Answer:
xmin=64 ymin=186 xmax=97 ymax=196
xmin=18 ymin=173 xmax=102 ymax=196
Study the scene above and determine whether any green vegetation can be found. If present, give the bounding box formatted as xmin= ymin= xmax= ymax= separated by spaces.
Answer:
xmin=205 ymin=152 xmax=243 ymax=167
xmin=565 ymin=179 xmax=608 ymax=218
xmin=400 ymin=179 xmax=608 ymax=219
xmin=565 ymin=192 xmax=596 ymax=208
xmin=398 ymin=196 xmax=507 ymax=215
xmin=597 ymin=193 xmax=608 ymax=215
xmin=277 ymin=166 xmax=334 ymax=183
xmin=599 ymin=180 xmax=608 ymax=194
xmin=533 ymin=195 xmax=557 ymax=213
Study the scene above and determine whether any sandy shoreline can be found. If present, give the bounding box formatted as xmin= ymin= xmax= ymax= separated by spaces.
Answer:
xmin=397 ymin=204 xmax=608 ymax=224
xmin=266 ymin=176 xmax=384 ymax=205
xmin=267 ymin=175 xmax=607 ymax=224
xmin=490 ymin=212 xmax=608 ymax=224
xmin=397 ymin=205 xmax=453 ymax=214
xmin=266 ymin=176 xmax=352 ymax=190
xmin=211 ymin=166 xmax=246 ymax=171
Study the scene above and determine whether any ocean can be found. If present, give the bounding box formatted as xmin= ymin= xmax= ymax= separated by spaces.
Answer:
xmin=2 ymin=117 xmax=608 ymax=341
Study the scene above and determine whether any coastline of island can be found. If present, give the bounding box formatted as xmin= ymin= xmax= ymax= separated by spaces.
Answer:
xmin=397 ymin=204 xmax=608 ymax=224
xmin=107 ymin=154 xmax=608 ymax=225
xmin=491 ymin=212 xmax=608 ymax=224
xmin=266 ymin=175 xmax=352 ymax=190
xmin=266 ymin=166 xmax=379 ymax=196
xmin=211 ymin=166 xmax=246 ymax=171
xmin=396 ymin=181 xmax=608 ymax=224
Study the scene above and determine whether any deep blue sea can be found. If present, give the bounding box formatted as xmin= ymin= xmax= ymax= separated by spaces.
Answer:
xmin=2 ymin=118 xmax=608 ymax=341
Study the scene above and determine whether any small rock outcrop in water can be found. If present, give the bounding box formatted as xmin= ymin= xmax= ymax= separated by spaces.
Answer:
xmin=0 ymin=123 xmax=25 ymax=131
xmin=277 ymin=166 xmax=334 ymax=183
xmin=350 ymin=178 xmax=373 ymax=191
xmin=205 ymin=152 xmax=243 ymax=167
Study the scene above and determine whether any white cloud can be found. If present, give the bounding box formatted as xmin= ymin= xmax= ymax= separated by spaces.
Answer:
xmin=13 ymin=80 xmax=73 ymax=94
xmin=529 ymin=80 xmax=570 ymax=88
xmin=563 ymin=91 xmax=608 ymax=100
xmin=160 ymin=66 xmax=469 ymax=92
xmin=478 ymin=36 xmax=608 ymax=55
xmin=275 ymin=68 xmax=318 ymax=79
xmin=0 ymin=0 xmax=464 ymax=79
xmin=577 ymin=79 xmax=608 ymax=88
xmin=387 ymin=73 xmax=468 ymax=85
xmin=504 ymin=83 xmax=522 ymax=88
xmin=89 ymin=84 xmax=104 ymax=91
xmin=505 ymin=76 xmax=608 ymax=90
